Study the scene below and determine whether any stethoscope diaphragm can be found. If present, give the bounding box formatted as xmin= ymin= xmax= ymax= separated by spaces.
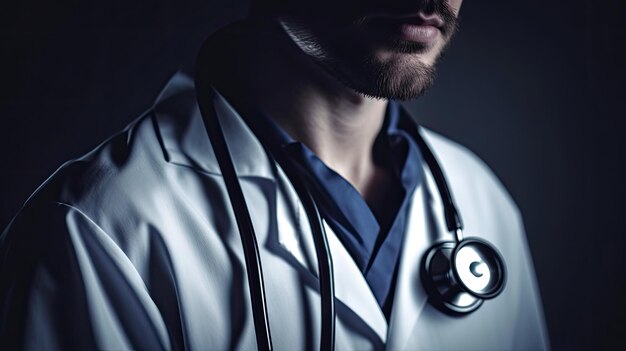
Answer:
xmin=422 ymin=237 xmax=506 ymax=314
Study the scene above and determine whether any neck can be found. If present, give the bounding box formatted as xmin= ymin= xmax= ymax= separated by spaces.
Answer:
xmin=209 ymin=19 xmax=389 ymax=195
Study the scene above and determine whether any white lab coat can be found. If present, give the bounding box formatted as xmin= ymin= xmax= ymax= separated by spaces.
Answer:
xmin=0 ymin=72 xmax=549 ymax=350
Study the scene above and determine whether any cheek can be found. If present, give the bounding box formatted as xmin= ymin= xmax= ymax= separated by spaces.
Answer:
xmin=448 ymin=0 xmax=464 ymax=15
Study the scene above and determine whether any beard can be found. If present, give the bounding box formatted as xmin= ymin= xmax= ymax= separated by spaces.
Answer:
xmin=278 ymin=1 xmax=459 ymax=100
xmin=320 ymin=42 xmax=439 ymax=101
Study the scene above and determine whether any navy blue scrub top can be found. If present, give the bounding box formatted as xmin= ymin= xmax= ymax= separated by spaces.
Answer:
xmin=248 ymin=101 xmax=423 ymax=319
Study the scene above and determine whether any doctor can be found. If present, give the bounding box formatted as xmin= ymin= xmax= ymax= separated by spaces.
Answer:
xmin=0 ymin=0 xmax=549 ymax=350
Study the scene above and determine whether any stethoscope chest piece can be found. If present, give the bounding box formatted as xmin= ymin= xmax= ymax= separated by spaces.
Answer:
xmin=421 ymin=237 xmax=506 ymax=314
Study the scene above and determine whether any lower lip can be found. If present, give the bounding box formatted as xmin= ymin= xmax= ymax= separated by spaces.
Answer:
xmin=397 ymin=24 xmax=440 ymax=43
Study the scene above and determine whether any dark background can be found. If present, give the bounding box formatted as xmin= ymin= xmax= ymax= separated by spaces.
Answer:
xmin=1 ymin=1 xmax=624 ymax=350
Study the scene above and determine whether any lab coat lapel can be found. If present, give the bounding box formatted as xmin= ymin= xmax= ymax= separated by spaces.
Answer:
xmin=272 ymin=163 xmax=388 ymax=344
xmin=386 ymin=164 xmax=452 ymax=351
xmin=326 ymin=221 xmax=389 ymax=343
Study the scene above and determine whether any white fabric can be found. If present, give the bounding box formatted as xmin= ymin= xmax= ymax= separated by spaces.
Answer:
xmin=0 ymin=73 xmax=549 ymax=350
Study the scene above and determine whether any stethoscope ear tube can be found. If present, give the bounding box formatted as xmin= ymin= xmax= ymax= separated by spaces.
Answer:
xmin=195 ymin=42 xmax=273 ymax=350
xmin=195 ymin=37 xmax=336 ymax=351
xmin=237 ymin=108 xmax=336 ymax=351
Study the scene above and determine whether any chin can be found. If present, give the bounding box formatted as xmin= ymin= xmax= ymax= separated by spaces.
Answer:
xmin=343 ymin=54 xmax=438 ymax=101
xmin=372 ymin=68 xmax=436 ymax=101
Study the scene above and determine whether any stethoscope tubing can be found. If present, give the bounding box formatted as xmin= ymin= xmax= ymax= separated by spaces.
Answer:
xmin=404 ymin=120 xmax=464 ymax=235
xmin=260 ymin=141 xmax=337 ymax=351
xmin=195 ymin=38 xmax=336 ymax=351
xmin=194 ymin=52 xmax=274 ymax=349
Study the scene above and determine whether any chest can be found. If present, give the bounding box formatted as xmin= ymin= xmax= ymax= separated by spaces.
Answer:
xmin=126 ymin=165 xmax=542 ymax=350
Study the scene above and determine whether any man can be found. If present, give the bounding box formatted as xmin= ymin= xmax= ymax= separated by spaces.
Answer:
xmin=0 ymin=0 xmax=549 ymax=349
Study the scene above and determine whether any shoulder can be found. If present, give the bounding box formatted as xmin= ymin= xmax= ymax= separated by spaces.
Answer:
xmin=23 ymin=111 xmax=165 ymax=225
xmin=0 ymin=74 xmax=200 ymax=312
xmin=1 ymin=74 xmax=200 ymax=249
xmin=23 ymin=73 xmax=202 ymax=221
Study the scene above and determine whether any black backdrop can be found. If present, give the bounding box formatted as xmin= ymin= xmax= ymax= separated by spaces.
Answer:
xmin=1 ymin=1 xmax=625 ymax=350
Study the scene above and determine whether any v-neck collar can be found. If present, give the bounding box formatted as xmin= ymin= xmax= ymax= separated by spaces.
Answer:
xmin=244 ymin=101 xmax=424 ymax=310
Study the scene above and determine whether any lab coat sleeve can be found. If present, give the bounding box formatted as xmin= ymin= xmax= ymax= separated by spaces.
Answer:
xmin=0 ymin=201 xmax=170 ymax=351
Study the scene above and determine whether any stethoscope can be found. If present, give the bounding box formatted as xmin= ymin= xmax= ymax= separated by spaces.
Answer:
xmin=194 ymin=37 xmax=506 ymax=351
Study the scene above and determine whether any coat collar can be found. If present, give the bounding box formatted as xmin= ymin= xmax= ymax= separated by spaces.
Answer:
xmin=152 ymin=72 xmax=274 ymax=180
